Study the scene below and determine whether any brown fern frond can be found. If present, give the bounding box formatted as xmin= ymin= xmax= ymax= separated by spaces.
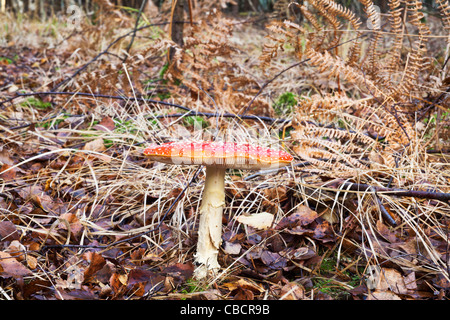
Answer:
xmin=390 ymin=1 xmax=431 ymax=98
xmin=314 ymin=0 xmax=363 ymax=65
xmin=304 ymin=43 xmax=386 ymax=98
xmin=436 ymin=0 xmax=450 ymax=31
xmin=385 ymin=0 xmax=404 ymax=75
xmin=168 ymin=10 xmax=272 ymax=116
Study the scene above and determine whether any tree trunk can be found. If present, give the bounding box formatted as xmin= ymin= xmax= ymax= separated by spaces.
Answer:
xmin=169 ymin=0 xmax=185 ymax=65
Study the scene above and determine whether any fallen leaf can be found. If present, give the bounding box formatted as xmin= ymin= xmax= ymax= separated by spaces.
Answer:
xmin=0 ymin=147 xmax=15 ymax=165
xmin=162 ymin=262 xmax=194 ymax=282
xmin=83 ymin=138 xmax=106 ymax=152
xmin=235 ymin=212 xmax=274 ymax=230
xmin=312 ymin=218 xmax=336 ymax=242
xmin=404 ymin=272 xmax=417 ymax=291
xmin=58 ymin=212 xmax=84 ymax=239
xmin=83 ymin=252 xmax=106 ymax=282
xmin=127 ymin=267 xmax=165 ymax=296
xmin=22 ymin=279 xmax=52 ymax=299
xmin=0 ymin=220 xmax=20 ymax=241
xmin=58 ymin=289 xmax=97 ymax=300
xmin=374 ymin=268 xmax=408 ymax=295
xmin=289 ymin=247 xmax=317 ymax=260
xmin=223 ymin=278 xmax=264 ymax=293
xmin=0 ymin=251 xmax=33 ymax=278
xmin=223 ymin=241 xmax=242 ymax=255
xmin=260 ymin=251 xmax=288 ymax=270
xmin=93 ymin=116 xmax=115 ymax=132
xmin=0 ymin=164 xmax=16 ymax=181
xmin=17 ymin=185 xmax=61 ymax=213
xmin=233 ymin=287 xmax=254 ymax=300
xmin=277 ymin=205 xmax=318 ymax=229
xmin=5 ymin=240 xmax=26 ymax=260
xmin=367 ymin=290 xmax=401 ymax=300
xmin=280 ymin=282 xmax=305 ymax=300
xmin=83 ymin=138 xmax=111 ymax=162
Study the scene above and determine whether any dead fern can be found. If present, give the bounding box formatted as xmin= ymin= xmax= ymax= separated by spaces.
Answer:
xmin=261 ymin=0 xmax=450 ymax=284
xmin=167 ymin=10 xmax=272 ymax=116
xmin=261 ymin=0 xmax=448 ymax=181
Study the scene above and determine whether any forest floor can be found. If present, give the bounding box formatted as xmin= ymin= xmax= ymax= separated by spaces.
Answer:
xmin=0 ymin=6 xmax=449 ymax=301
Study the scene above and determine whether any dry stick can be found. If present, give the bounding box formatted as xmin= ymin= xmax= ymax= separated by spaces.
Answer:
xmin=123 ymin=0 xmax=148 ymax=61
xmin=153 ymin=111 xmax=289 ymax=124
xmin=339 ymin=182 xmax=450 ymax=203
xmin=1 ymin=91 xmax=289 ymax=128
xmin=2 ymin=91 xmax=190 ymax=111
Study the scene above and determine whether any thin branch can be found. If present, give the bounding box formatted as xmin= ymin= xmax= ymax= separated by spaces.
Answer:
xmin=1 ymin=91 xmax=289 ymax=125
xmin=153 ymin=111 xmax=289 ymax=124
xmin=1 ymin=91 xmax=190 ymax=111
xmin=339 ymin=181 xmax=450 ymax=203
xmin=123 ymin=0 xmax=148 ymax=61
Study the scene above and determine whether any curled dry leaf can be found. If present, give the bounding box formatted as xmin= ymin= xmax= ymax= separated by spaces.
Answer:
xmin=58 ymin=212 xmax=84 ymax=239
xmin=0 ymin=164 xmax=16 ymax=181
xmin=368 ymin=267 xmax=408 ymax=295
xmin=83 ymin=251 xmax=106 ymax=282
xmin=93 ymin=116 xmax=115 ymax=132
xmin=83 ymin=138 xmax=111 ymax=162
xmin=126 ymin=268 xmax=165 ymax=296
xmin=367 ymin=290 xmax=401 ymax=300
xmin=223 ymin=278 xmax=265 ymax=294
xmin=277 ymin=205 xmax=318 ymax=229
xmin=0 ymin=251 xmax=33 ymax=279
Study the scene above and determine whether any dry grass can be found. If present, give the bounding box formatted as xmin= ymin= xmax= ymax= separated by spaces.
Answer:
xmin=0 ymin=3 xmax=449 ymax=300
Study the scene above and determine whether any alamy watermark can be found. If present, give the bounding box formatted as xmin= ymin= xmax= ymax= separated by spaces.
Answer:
xmin=65 ymin=4 xmax=84 ymax=31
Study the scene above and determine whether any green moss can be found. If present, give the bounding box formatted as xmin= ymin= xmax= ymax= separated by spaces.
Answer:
xmin=183 ymin=115 xmax=209 ymax=128
xmin=21 ymin=97 xmax=52 ymax=110
xmin=273 ymin=92 xmax=298 ymax=115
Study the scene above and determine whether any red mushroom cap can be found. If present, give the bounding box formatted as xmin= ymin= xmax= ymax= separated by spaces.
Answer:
xmin=143 ymin=141 xmax=293 ymax=170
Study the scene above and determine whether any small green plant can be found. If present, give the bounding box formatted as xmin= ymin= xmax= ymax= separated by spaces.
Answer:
xmin=159 ymin=63 xmax=169 ymax=82
xmin=423 ymin=111 xmax=449 ymax=125
xmin=312 ymin=250 xmax=362 ymax=299
xmin=103 ymin=139 xmax=114 ymax=149
xmin=183 ymin=115 xmax=209 ymax=128
xmin=180 ymin=279 xmax=206 ymax=299
xmin=273 ymin=92 xmax=297 ymax=115
xmin=21 ymin=97 xmax=52 ymax=110
xmin=114 ymin=119 xmax=138 ymax=134
xmin=0 ymin=56 xmax=13 ymax=64
xmin=36 ymin=114 xmax=71 ymax=129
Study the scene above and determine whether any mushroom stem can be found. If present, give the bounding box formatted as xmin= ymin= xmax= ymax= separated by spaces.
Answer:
xmin=193 ymin=166 xmax=226 ymax=279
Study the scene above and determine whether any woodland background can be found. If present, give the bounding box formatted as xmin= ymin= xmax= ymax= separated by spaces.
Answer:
xmin=0 ymin=0 xmax=449 ymax=300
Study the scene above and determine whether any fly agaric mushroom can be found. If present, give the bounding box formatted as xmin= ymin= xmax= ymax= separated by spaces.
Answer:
xmin=143 ymin=141 xmax=293 ymax=279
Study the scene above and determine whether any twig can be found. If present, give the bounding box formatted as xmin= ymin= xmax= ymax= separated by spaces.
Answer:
xmin=374 ymin=191 xmax=397 ymax=226
xmin=123 ymin=0 xmax=148 ymax=62
xmin=340 ymin=182 xmax=450 ymax=203
xmin=153 ymin=111 xmax=290 ymax=124
xmin=1 ymin=91 xmax=190 ymax=111
xmin=1 ymin=91 xmax=289 ymax=125
xmin=244 ymin=161 xmax=311 ymax=180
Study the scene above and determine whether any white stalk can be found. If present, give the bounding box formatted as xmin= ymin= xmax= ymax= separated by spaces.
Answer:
xmin=193 ymin=166 xmax=226 ymax=279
